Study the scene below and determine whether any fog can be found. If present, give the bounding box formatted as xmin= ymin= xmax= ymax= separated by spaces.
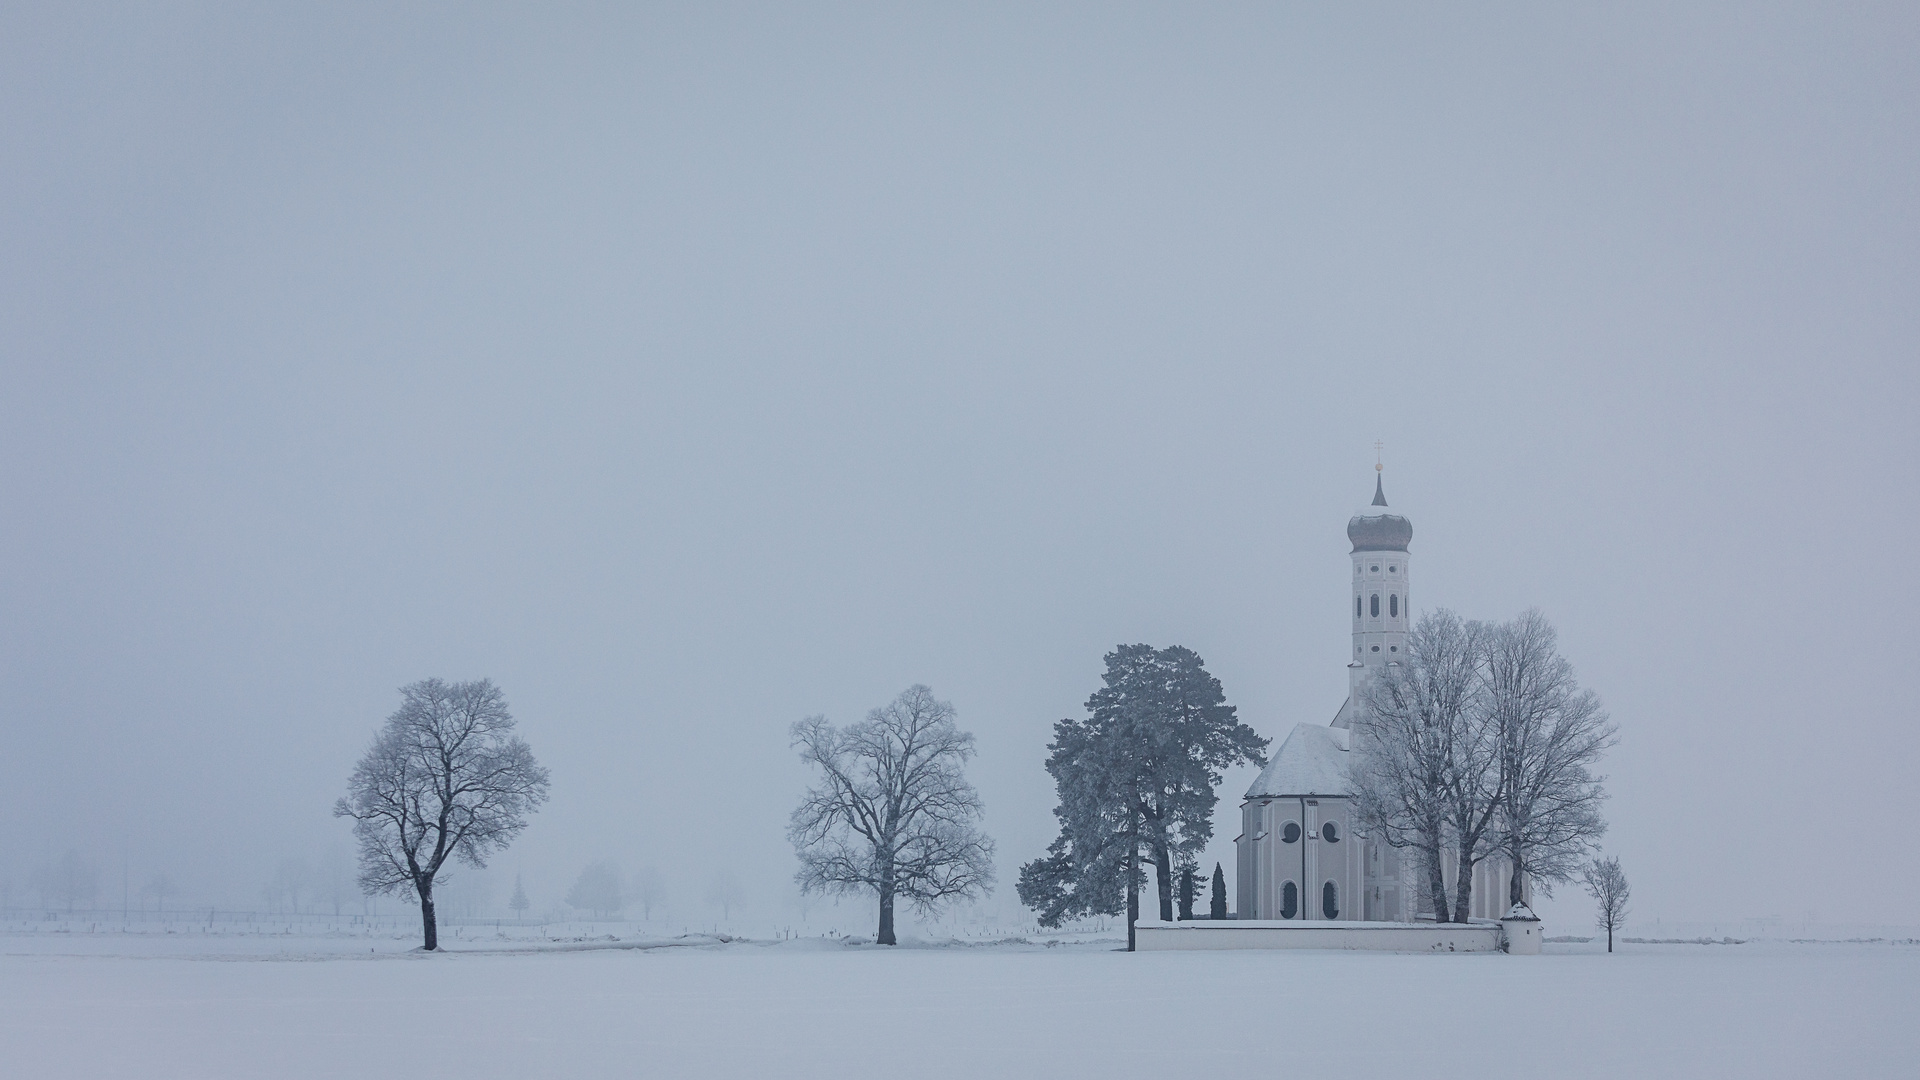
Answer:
xmin=2 ymin=3 xmax=1915 ymax=931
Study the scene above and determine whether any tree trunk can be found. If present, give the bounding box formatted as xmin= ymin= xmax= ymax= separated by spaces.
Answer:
xmin=1607 ymin=924 xmax=1613 ymax=953
xmin=1424 ymin=845 xmax=1452 ymax=924
xmin=1125 ymin=848 xmax=1138 ymax=952
xmin=877 ymin=872 xmax=896 ymax=946
xmin=418 ymin=886 xmax=438 ymax=951
xmin=1452 ymin=844 xmax=1476 ymax=924
xmin=1153 ymin=844 xmax=1174 ymax=923
xmin=1509 ymin=858 xmax=1526 ymax=908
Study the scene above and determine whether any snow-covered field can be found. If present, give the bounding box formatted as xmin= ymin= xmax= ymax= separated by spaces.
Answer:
xmin=2 ymin=931 xmax=1912 ymax=1079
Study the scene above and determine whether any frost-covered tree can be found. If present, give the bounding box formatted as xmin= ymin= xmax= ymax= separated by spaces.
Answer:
xmin=1355 ymin=611 xmax=1486 ymax=922
xmin=566 ymin=861 xmax=623 ymax=918
xmin=38 ymin=850 xmax=98 ymax=912
xmin=509 ymin=874 xmax=531 ymax=918
xmin=264 ymin=858 xmax=310 ymax=914
xmin=334 ymin=678 xmax=550 ymax=950
xmin=631 ymin=865 xmax=665 ymax=920
xmin=1209 ymin=862 xmax=1228 ymax=920
xmin=1018 ymin=646 xmax=1266 ymax=949
xmin=139 ymin=872 xmax=178 ymax=914
xmin=704 ymin=868 xmax=744 ymax=923
xmin=1487 ymin=610 xmax=1616 ymax=907
xmin=1356 ymin=610 xmax=1614 ymax=921
xmin=789 ymin=685 xmax=995 ymax=945
xmin=316 ymin=845 xmax=359 ymax=916
xmin=1583 ymin=855 xmax=1630 ymax=952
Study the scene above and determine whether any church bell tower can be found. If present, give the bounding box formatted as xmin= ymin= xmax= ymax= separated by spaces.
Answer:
xmin=1345 ymin=458 xmax=1413 ymax=714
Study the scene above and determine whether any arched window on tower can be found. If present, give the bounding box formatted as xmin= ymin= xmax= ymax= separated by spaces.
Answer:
xmin=1370 ymin=594 xmax=1379 ymax=617
xmin=1323 ymin=881 xmax=1340 ymax=919
xmin=1355 ymin=596 xmax=1362 ymax=618
xmin=1281 ymin=881 xmax=1299 ymax=919
xmin=1390 ymin=594 xmax=1399 ymax=617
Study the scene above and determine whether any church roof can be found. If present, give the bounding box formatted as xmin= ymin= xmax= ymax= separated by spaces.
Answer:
xmin=1244 ymin=722 xmax=1353 ymax=799
xmin=1348 ymin=476 xmax=1413 ymax=552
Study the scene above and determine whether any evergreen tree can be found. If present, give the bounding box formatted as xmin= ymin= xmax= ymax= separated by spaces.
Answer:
xmin=1177 ymin=863 xmax=1197 ymax=921
xmin=509 ymin=874 xmax=530 ymax=919
xmin=1209 ymin=862 xmax=1228 ymax=920
xmin=1018 ymin=645 xmax=1266 ymax=949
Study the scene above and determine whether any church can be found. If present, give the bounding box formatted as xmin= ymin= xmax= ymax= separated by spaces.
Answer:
xmin=1232 ymin=466 xmax=1525 ymax=924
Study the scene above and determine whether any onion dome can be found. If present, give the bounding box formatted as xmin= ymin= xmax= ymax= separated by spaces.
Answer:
xmin=1348 ymin=472 xmax=1412 ymax=552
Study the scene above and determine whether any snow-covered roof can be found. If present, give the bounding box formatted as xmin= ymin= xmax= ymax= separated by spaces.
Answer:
xmin=1244 ymin=722 xmax=1352 ymax=799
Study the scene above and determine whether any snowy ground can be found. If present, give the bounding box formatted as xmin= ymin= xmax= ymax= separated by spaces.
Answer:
xmin=2 ymin=931 xmax=1913 ymax=1079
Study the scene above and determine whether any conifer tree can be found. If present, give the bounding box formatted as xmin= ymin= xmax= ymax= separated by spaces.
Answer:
xmin=1209 ymin=862 xmax=1228 ymax=920
xmin=1177 ymin=864 xmax=1197 ymax=921
xmin=1018 ymin=645 xmax=1266 ymax=949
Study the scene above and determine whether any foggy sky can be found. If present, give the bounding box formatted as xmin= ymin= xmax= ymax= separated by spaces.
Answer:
xmin=3 ymin=2 xmax=1916 ymax=929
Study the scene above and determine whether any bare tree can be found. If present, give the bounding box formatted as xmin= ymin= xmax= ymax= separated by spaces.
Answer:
xmin=1582 ymin=854 xmax=1630 ymax=951
xmin=316 ymin=845 xmax=358 ymax=916
xmin=1488 ymin=610 xmax=1617 ymax=907
xmin=789 ymin=685 xmax=995 ymax=945
xmin=631 ymin=865 xmax=665 ymax=921
xmin=1355 ymin=611 xmax=1486 ymax=922
xmin=703 ymin=868 xmax=743 ymax=923
xmin=265 ymin=858 xmax=310 ymax=914
xmin=139 ymin=872 xmax=178 ymax=914
xmin=38 ymin=850 xmax=98 ymax=913
xmin=1355 ymin=609 xmax=1616 ymax=922
xmin=334 ymin=678 xmax=550 ymax=950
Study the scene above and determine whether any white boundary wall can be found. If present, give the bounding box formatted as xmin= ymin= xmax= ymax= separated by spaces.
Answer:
xmin=1133 ymin=919 xmax=1503 ymax=953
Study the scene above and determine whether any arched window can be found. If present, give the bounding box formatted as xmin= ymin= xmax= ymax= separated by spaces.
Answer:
xmin=1323 ymin=881 xmax=1339 ymax=919
xmin=1321 ymin=821 xmax=1340 ymax=843
xmin=1281 ymin=822 xmax=1301 ymax=844
xmin=1370 ymin=595 xmax=1380 ymax=617
xmin=1390 ymin=594 xmax=1399 ymax=617
xmin=1281 ymin=881 xmax=1299 ymax=919
xmin=1355 ymin=596 xmax=1362 ymax=618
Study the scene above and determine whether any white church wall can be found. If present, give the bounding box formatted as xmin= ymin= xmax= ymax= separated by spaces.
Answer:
xmin=1235 ymin=796 xmax=1364 ymax=920
xmin=1134 ymin=919 xmax=1503 ymax=953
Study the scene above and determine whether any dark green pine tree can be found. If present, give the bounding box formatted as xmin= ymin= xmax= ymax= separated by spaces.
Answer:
xmin=1018 ymin=645 xmax=1267 ymax=950
xmin=1177 ymin=864 xmax=1198 ymax=921
xmin=1209 ymin=862 xmax=1228 ymax=920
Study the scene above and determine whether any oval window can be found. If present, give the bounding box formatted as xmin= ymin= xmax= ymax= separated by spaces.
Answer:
xmin=1281 ymin=822 xmax=1301 ymax=844
xmin=1281 ymin=881 xmax=1299 ymax=919
xmin=1370 ymin=594 xmax=1380 ymax=617
xmin=1370 ymin=565 xmax=1380 ymax=573
xmin=1389 ymin=565 xmax=1397 ymax=573
xmin=1321 ymin=821 xmax=1340 ymax=843
xmin=1390 ymin=594 xmax=1398 ymax=617
xmin=1323 ymin=881 xmax=1339 ymax=920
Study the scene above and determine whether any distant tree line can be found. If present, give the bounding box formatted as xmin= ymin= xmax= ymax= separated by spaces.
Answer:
xmin=329 ymin=611 xmax=1615 ymax=952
